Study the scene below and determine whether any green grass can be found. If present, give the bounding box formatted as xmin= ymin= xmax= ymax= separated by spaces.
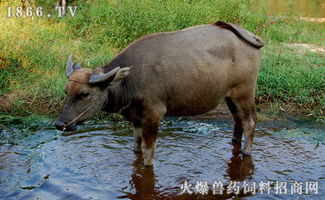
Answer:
xmin=0 ymin=0 xmax=324 ymax=119
xmin=257 ymin=43 xmax=324 ymax=115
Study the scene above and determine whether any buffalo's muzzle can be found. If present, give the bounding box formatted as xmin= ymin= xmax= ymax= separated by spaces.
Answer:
xmin=54 ymin=119 xmax=76 ymax=132
xmin=55 ymin=120 xmax=64 ymax=130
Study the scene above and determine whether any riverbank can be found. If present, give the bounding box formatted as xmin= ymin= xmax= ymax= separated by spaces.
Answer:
xmin=0 ymin=0 xmax=324 ymax=120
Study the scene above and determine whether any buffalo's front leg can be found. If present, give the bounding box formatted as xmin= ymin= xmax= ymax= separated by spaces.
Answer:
xmin=141 ymin=118 xmax=159 ymax=166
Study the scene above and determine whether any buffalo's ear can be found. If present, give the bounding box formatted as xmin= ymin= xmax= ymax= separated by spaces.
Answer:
xmin=109 ymin=67 xmax=130 ymax=86
xmin=66 ymin=55 xmax=81 ymax=78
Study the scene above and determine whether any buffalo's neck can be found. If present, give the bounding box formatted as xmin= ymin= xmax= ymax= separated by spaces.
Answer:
xmin=103 ymin=81 xmax=135 ymax=113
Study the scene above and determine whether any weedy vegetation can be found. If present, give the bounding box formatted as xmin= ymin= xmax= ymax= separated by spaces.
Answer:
xmin=0 ymin=0 xmax=324 ymax=123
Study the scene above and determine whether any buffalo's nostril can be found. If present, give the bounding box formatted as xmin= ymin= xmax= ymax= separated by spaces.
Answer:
xmin=54 ymin=120 xmax=65 ymax=131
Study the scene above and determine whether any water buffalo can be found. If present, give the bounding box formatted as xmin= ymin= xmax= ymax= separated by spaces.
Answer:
xmin=55 ymin=21 xmax=264 ymax=166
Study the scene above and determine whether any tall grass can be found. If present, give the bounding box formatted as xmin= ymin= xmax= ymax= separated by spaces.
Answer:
xmin=0 ymin=0 xmax=324 ymax=117
xmin=66 ymin=0 xmax=250 ymax=48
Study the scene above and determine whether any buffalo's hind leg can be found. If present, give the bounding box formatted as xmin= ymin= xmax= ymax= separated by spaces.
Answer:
xmin=227 ymin=90 xmax=257 ymax=156
xmin=241 ymin=103 xmax=256 ymax=156
xmin=133 ymin=127 xmax=142 ymax=153
xmin=226 ymin=97 xmax=243 ymax=144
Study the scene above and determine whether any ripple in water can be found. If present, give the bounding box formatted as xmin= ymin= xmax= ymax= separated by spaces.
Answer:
xmin=0 ymin=118 xmax=324 ymax=199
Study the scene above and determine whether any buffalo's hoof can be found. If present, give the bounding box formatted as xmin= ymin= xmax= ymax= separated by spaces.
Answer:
xmin=242 ymin=143 xmax=252 ymax=156
xmin=134 ymin=149 xmax=142 ymax=153
xmin=231 ymin=138 xmax=241 ymax=144
xmin=134 ymin=142 xmax=142 ymax=153
xmin=241 ymin=150 xmax=252 ymax=156
xmin=134 ymin=146 xmax=142 ymax=153
xmin=143 ymin=160 xmax=153 ymax=166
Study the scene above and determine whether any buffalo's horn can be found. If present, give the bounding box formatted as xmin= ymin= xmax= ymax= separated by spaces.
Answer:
xmin=89 ymin=67 xmax=121 ymax=84
xmin=66 ymin=55 xmax=73 ymax=77
xmin=66 ymin=55 xmax=81 ymax=77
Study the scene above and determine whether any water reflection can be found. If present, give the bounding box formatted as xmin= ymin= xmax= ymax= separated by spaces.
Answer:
xmin=126 ymin=153 xmax=157 ymax=200
xmin=227 ymin=143 xmax=255 ymax=182
xmin=0 ymin=120 xmax=324 ymax=199
xmin=124 ymin=143 xmax=255 ymax=199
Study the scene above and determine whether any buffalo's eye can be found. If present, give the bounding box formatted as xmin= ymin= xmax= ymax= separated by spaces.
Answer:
xmin=78 ymin=92 xmax=89 ymax=100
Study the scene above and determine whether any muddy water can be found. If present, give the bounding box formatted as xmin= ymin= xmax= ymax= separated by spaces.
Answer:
xmin=0 ymin=118 xmax=324 ymax=199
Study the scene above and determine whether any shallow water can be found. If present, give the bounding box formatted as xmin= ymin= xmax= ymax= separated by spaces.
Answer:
xmin=0 ymin=117 xmax=324 ymax=199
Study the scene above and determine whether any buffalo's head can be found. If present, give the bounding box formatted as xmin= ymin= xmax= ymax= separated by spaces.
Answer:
xmin=55 ymin=55 xmax=130 ymax=131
